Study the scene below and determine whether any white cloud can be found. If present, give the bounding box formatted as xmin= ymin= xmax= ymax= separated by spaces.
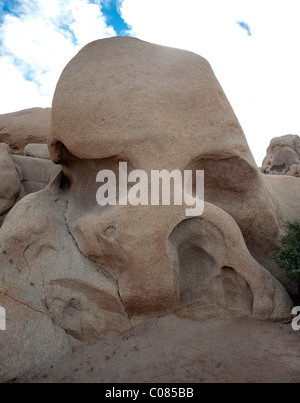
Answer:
xmin=120 ymin=0 xmax=300 ymax=164
xmin=0 ymin=0 xmax=116 ymax=114
xmin=67 ymin=0 xmax=115 ymax=46
xmin=0 ymin=55 xmax=50 ymax=112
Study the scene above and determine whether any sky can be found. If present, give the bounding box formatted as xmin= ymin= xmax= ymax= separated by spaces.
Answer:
xmin=0 ymin=0 xmax=299 ymax=165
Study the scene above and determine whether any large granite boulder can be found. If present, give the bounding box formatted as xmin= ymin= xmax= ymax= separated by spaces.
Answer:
xmin=0 ymin=37 xmax=298 ymax=381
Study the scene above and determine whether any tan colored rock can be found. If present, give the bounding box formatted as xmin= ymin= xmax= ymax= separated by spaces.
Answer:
xmin=49 ymin=37 xmax=293 ymax=314
xmin=0 ymin=173 xmax=131 ymax=381
xmin=0 ymin=150 xmax=61 ymax=228
xmin=0 ymin=108 xmax=51 ymax=154
xmin=0 ymin=143 xmax=21 ymax=216
xmin=24 ymin=144 xmax=50 ymax=160
xmin=50 ymin=37 xmax=253 ymax=164
xmin=48 ymin=37 xmax=293 ymax=316
xmin=11 ymin=154 xmax=61 ymax=195
xmin=0 ymin=37 xmax=297 ymax=380
xmin=0 ymin=253 xmax=72 ymax=382
xmin=261 ymin=134 xmax=300 ymax=176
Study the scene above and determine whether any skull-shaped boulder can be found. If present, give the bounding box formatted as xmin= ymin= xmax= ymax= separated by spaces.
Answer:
xmin=48 ymin=36 xmax=292 ymax=318
xmin=0 ymin=37 xmax=296 ymax=380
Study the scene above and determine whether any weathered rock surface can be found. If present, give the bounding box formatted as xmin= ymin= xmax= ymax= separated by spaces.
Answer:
xmin=0 ymin=108 xmax=51 ymax=154
xmin=0 ymin=255 xmax=72 ymax=382
xmin=0 ymin=174 xmax=131 ymax=382
xmin=50 ymin=36 xmax=295 ymax=314
xmin=11 ymin=154 xmax=61 ymax=195
xmin=0 ymin=142 xmax=60 ymax=227
xmin=50 ymin=37 xmax=254 ymax=164
xmin=0 ymin=144 xmax=21 ymax=217
xmin=0 ymin=37 xmax=299 ymax=381
xmin=24 ymin=144 xmax=50 ymax=160
xmin=261 ymin=134 xmax=300 ymax=176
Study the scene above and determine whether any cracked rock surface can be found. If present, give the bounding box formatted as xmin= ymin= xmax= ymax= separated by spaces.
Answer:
xmin=1 ymin=37 xmax=300 ymax=382
xmin=0 ymin=173 xmax=131 ymax=382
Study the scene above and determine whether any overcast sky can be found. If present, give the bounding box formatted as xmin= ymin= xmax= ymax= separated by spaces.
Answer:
xmin=0 ymin=0 xmax=299 ymax=165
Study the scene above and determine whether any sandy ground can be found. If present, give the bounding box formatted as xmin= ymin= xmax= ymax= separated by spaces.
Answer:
xmin=12 ymin=315 xmax=300 ymax=383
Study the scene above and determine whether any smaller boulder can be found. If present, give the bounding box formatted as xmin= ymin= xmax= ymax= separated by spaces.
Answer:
xmin=0 ymin=108 xmax=51 ymax=154
xmin=11 ymin=155 xmax=61 ymax=195
xmin=261 ymin=134 xmax=300 ymax=176
xmin=0 ymin=144 xmax=21 ymax=216
xmin=24 ymin=144 xmax=50 ymax=160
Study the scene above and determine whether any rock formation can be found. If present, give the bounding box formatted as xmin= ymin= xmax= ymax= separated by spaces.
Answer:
xmin=0 ymin=37 xmax=299 ymax=381
xmin=11 ymin=154 xmax=60 ymax=195
xmin=0 ymin=108 xmax=51 ymax=154
xmin=0 ymin=144 xmax=21 ymax=218
xmin=0 ymin=144 xmax=60 ymax=226
xmin=261 ymin=134 xmax=300 ymax=176
xmin=24 ymin=144 xmax=50 ymax=160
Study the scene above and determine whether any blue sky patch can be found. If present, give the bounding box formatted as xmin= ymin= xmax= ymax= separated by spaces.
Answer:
xmin=99 ymin=0 xmax=131 ymax=36
xmin=1 ymin=0 xmax=19 ymax=13
xmin=237 ymin=20 xmax=252 ymax=36
xmin=59 ymin=23 xmax=78 ymax=46
xmin=0 ymin=0 xmax=22 ymax=20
